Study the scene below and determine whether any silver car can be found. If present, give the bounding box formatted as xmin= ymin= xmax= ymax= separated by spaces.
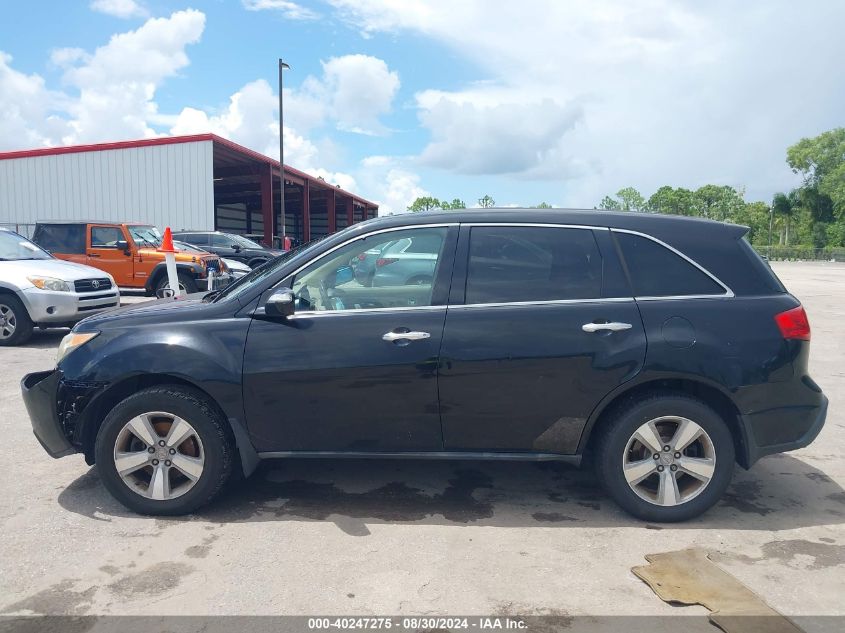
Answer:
xmin=0 ymin=228 xmax=120 ymax=346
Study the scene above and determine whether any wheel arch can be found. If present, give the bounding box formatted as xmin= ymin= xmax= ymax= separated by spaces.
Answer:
xmin=578 ymin=376 xmax=751 ymax=468
xmin=78 ymin=373 xmax=259 ymax=476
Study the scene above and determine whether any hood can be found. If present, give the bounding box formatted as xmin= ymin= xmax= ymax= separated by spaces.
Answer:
xmin=222 ymin=258 xmax=251 ymax=273
xmin=0 ymin=258 xmax=114 ymax=287
xmin=137 ymin=247 xmax=216 ymax=263
xmin=75 ymin=293 xmax=211 ymax=329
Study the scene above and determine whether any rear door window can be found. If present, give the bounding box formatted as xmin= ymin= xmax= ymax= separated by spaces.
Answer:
xmin=33 ymin=224 xmax=86 ymax=254
xmin=465 ymin=227 xmax=603 ymax=304
xmin=614 ymin=232 xmax=726 ymax=297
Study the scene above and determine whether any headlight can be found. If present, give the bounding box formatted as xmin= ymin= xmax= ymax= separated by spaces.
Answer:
xmin=57 ymin=331 xmax=99 ymax=363
xmin=28 ymin=276 xmax=71 ymax=292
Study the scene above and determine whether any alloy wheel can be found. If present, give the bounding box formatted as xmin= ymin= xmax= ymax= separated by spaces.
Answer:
xmin=113 ymin=411 xmax=205 ymax=500
xmin=0 ymin=304 xmax=16 ymax=340
xmin=622 ymin=416 xmax=716 ymax=507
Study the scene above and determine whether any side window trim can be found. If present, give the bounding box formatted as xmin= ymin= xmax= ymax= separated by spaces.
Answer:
xmin=610 ymin=228 xmax=735 ymax=299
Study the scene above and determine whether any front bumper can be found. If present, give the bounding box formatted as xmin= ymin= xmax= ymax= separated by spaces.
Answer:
xmin=21 ymin=370 xmax=76 ymax=458
xmin=21 ymin=287 xmax=120 ymax=324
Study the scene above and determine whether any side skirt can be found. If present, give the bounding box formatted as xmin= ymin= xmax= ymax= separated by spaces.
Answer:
xmin=256 ymin=450 xmax=582 ymax=466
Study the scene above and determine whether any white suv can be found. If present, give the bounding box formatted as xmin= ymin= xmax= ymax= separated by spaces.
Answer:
xmin=0 ymin=228 xmax=120 ymax=346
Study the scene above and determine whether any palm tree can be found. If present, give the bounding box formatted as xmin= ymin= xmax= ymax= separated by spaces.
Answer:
xmin=771 ymin=191 xmax=800 ymax=245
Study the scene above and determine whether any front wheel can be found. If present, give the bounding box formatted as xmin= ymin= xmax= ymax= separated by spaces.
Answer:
xmin=594 ymin=392 xmax=735 ymax=522
xmin=94 ymin=386 xmax=234 ymax=515
xmin=155 ymin=271 xmax=198 ymax=297
xmin=0 ymin=294 xmax=34 ymax=346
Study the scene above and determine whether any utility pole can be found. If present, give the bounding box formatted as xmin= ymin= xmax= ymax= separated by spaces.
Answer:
xmin=279 ymin=59 xmax=291 ymax=245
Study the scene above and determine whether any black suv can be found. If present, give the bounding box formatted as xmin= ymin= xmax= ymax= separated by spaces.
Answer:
xmin=22 ymin=210 xmax=827 ymax=521
xmin=174 ymin=231 xmax=283 ymax=268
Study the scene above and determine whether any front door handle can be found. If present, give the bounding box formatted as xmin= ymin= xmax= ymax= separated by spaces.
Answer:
xmin=582 ymin=322 xmax=632 ymax=333
xmin=88 ymin=253 xmax=100 ymax=258
xmin=382 ymin=330 xmax=431 ymax=342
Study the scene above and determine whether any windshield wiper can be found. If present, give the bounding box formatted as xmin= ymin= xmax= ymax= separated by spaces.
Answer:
xmin=202 ymin=290 xmax=221 ymax=303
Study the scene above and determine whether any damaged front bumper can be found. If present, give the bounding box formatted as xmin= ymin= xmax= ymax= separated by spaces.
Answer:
xmin=21 ymin=369 xmax=107 ymax=459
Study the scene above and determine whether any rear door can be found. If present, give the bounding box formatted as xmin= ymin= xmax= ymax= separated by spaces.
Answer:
xmin=87 ymin=225 xmax=134 ymax=285
xmin=438 ymin=224 xmax=646 ymax=454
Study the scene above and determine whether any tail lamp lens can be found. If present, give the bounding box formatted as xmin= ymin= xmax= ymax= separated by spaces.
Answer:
xmin=774 ymin=306 xmax=811 ymax=341
xmin=376 ymin=257 xmax=399 ymax=268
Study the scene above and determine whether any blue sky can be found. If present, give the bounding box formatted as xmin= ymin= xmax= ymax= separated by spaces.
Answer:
xmin=2 ymin=1 xmax=844 ymax=213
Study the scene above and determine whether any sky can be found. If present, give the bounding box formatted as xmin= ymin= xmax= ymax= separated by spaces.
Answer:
xmin=1 ymin=1 xmax=844 ymax=215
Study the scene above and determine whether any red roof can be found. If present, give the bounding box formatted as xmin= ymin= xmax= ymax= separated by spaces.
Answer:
xmin=0 ymin=133 xmax=377 ymax=208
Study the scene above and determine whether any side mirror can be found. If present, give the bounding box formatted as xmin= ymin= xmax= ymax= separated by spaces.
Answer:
xmin=231 ymin=243 xmax=242 ymax=252
xmin=116 ymin=240 xmax=130 ymax=255
xmin=265 ymin=287 xmax=295 ymax=319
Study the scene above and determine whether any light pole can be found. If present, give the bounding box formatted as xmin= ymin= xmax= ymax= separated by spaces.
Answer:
xmin=278 ymin=59 xmax=290 ymax=245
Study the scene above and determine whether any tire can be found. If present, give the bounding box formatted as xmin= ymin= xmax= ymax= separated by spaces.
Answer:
xmin=0 ymin=294 xmax=34 ymax=346
xmin=94 ymin=385 xmax=234 ymax=515
xmin=594 ymin=392 xmax=735 ymax=522
xmin=155 ymin=270 xmax=198 ymax=296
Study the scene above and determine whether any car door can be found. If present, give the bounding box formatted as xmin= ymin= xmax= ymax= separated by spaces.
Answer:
xmin=438 ymin=224 xmax=646 ymax=454
xmin=242 ymin=224 xmax=458 ymax=452
xmin=87 ymin=225 xmax=133 ymax=285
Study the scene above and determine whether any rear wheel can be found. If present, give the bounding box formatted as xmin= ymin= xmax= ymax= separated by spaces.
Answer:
xmin=594 ymin=392 xmax=735 ymax=522
xmin=0 ymin=294 xmax=34 ymax=346
xmin=94 ymin=386 xmax=234 ymax=515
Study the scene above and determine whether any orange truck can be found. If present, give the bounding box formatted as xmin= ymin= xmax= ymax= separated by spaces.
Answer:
xmin=32 ymin=222 xmax=229 ymax=295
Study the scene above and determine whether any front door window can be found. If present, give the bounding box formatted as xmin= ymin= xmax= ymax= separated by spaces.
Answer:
xmin=291 ymin=227 xmax=448 ymax=312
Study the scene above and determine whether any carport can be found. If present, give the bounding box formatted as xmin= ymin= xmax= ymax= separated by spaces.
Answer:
xmin=210 ymin=135 xmax=378 ymax=247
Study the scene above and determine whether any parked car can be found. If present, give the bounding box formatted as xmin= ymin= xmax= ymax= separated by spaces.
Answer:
xmin=22 ymin=210 xmax=827 ymax=520
xmin=0 ymin=227 xmax=119 ymax=346
xmin=32 ymin=222 xmax=228 ymax=296
xmin=351 ymin=233 xmax=440 ymax=287
xmin=174 ymin=231 xmax=283 ymax=268
xmin=173 ymin=241 xmax=251 ymax=279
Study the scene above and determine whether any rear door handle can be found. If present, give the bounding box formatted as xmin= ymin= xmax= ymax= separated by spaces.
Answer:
xmin=582 ymin=322 xmax=632 ymax=333
xmin=382 ymin=330 xmax=431 ymax=342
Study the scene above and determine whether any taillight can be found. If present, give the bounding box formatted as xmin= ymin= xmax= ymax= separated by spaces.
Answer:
xmin=376 ymin=257 xmax=399 ymax=268
xmin=774 ymin=305 xmax=811 ymax=341
xmin=357 ymin=254 xmax=367 ymax=261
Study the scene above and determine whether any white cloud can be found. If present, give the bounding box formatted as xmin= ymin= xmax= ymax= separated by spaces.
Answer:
xmin=355 ymin=156 xmax=429 ymax=214
xmin=90 ymin=0 xmax=148 ymax=19
xmin=320 ymin=55 xmax=399 ymax=135
xmin=241 ymin=0 xmax=318 ymax=20
xmin=328 ymin=0 xmax=845 ymax=204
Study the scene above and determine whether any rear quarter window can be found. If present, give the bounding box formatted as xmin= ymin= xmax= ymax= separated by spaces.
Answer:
xmin=614 ymin=231 xmax=726 ymax=297
xmin=33 ymin=224 xmax=86 ymax=254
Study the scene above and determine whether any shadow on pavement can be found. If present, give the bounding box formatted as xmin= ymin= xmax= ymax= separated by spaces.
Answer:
xmin=57 ymin=452 xmax=844 ymax=535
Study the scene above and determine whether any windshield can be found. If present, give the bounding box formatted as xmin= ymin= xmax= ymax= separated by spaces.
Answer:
xmin=129 ymin=225 xmax=163 ymax=248
xmin=209 ymin=234 xmax=330 ymax=303
xmin=174 ymin=241 xmax=206 ymax=255
xmin=0 ymin=231 xmax=52 ymax=261
xmin=230 ymin=234 xmax=263 ymax=249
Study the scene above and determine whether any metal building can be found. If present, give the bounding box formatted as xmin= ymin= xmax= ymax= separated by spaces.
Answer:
xmin=0 ymin=134 xmax=378 ymax=245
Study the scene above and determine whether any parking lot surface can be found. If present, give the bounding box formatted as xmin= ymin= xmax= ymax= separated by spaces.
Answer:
xmin=1 ymin=262 xmax=843 ymax=621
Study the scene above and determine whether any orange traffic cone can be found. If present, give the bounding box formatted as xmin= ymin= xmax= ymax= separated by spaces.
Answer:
xmin=158 ymin=226 xmax=176 ymax=253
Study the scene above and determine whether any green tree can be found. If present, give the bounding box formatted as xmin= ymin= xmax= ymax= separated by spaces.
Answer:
xmin=615 ymin=187 xmax=647 ymax=211
xmin=533 ymin=202 xmax=553 ymax=209
xmin=787 ymin=128 xmax=845 ymax=215
xmin=443 ymin=198 xmax=467 ymax=210
xmin=647 ymin=186 xmax=694 ymax=215
xmin=478 ymin=194 xmax=496 ymax=208
xmin=771 ymin=191 xmax=800 ymax=245
xmin=692 ymin=185 xmax=745 ymax=222
xmin=598 ymin=195 xmax=619 ymax=210
xmin=407 ymin=196 xmax=443 ymax=213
